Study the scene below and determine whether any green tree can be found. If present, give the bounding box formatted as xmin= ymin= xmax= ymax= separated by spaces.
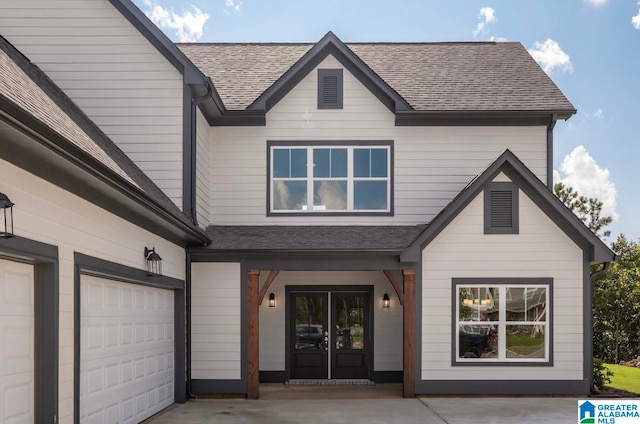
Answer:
xmin=554 ymin=182 xmax=612 ymax=238
xmin=593 ymin=235 xmax=640 ymax=363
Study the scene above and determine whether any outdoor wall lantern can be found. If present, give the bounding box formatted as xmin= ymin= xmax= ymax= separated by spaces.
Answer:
xmin=382 ymin=293 xmax=390 ymax=308
xmin=144 ymin=247 xmax=162 ymax=276
xmin=0 ymin=192 xmax=15 ymax=239
xmin=269 ymin=293 xmax=276 ymax=308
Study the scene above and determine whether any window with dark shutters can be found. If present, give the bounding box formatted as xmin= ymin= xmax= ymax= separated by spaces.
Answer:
xmin=484 ymin=182 xmax=519 ymax=234
xmin=318 ymin=69 xmax=343 ymax=109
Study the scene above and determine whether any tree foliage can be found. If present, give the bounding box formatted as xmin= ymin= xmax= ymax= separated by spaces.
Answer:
xmin=593 ymin=235 xmax=640 ymax=363
xmin=554 ymin=182 xmax=612 ymax=238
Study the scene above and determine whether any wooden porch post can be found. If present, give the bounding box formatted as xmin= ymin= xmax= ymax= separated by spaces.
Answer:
xmin=247 ymin=269 xmax=260 ymax=399
xmin=402 ymin=269 xmax=416 ymax=398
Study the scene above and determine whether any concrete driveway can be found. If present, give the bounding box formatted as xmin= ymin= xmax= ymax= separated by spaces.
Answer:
xmin=147 ymin=397 xmax=580 ymax=424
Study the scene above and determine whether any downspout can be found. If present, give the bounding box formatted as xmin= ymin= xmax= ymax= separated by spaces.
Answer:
xmin=590 ymin=261 xmax=611 ymax=281
xmin=546 ymin=114 xmax=557 ymax=189
xmin=189 ymin=81 xmax=213 ymax=227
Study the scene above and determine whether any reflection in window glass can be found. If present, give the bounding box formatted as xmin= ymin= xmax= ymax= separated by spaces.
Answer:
xmin=370 ymin=149 xmax=388 ymax=177
xmin=273 ymin=149 xmax=290 ymax=178
xmin=506 ymin=325 xmax=545 ymax=358
xmin=354 ymin=149 xmax=370 ymax=178
xmin=273 ymin=181 xmax=307 ymax=210
xmin=354 ymin=181 xmax=387 ymax=210
xmin=335 ymin=295 xmax=365 ymax=350
xmin=457 ymin=284 xmax=548 ymax=362
xmin=313 ymin=181 xmax=347 ymax=210
xmin=290 ymin=149 xmax=307 ymax=178
xmin=331 ymin=149 xmax=347 ymax=178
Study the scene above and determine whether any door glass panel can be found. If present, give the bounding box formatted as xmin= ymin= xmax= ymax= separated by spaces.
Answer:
xmin=334 ymin=294 xmax=365 ymax=350
xmin=294 ymin=295 xmax=324 ymax=350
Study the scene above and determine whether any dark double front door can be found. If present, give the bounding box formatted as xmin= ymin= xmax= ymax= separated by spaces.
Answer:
xmin=289 ymin=287 xmax=372 ymax=380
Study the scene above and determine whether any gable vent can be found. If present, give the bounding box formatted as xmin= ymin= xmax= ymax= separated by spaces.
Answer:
xmin=318 ymin=69 xmax=343 ymax=109
xmin=490 ymin=190 xmax=513 ymax=228
xmin=322 ymin=75 xmax=338 ymax=104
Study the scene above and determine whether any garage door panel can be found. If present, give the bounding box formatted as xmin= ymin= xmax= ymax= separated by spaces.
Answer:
xmin=80 ymin=275 xmax=175 ymax=423
xmin=0 ymin=259 xmax=34 ymax=424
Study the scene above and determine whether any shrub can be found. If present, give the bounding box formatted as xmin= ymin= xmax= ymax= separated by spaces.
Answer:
xmin=593 ymin=358 xmax=614 ymax=388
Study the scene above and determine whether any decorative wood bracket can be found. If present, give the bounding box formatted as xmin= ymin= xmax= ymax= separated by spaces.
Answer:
xmin=258 ymin=270 xmax=280 ymax=305
xmin=383 ymin=270 xmax=404 ymax=306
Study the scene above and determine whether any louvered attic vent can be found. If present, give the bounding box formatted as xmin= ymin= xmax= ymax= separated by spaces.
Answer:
xmin=318 ymin=69 xmax=343 ymax=109
xmin=484 ymin=182 xmax=519 ymax=234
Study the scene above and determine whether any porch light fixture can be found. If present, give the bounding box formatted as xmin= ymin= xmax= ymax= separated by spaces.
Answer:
xmin=0 ymin=192 xmax=15 ymax=239
xmin=144 ymin=247 xmax=162 ymax=276
xmin=269 ymin=293 xmax=276 ymax=308
xmin=382 ymin=293 xmax=390 ymax=308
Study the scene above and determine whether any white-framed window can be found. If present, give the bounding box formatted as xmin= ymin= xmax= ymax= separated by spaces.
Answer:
xmin=268 ymin=142 xmax=392 ymax=214
xmin=454 ymin=278 xmax=552 ymax=364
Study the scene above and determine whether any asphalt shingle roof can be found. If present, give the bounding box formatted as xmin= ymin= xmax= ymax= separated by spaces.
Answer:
xmin=177 ymin=41 xmax=575 ymax=113
xmin=205 ymin=225 xmax=428 ymax=251
xmin=0 ymin=36 xmax=188 ymax=221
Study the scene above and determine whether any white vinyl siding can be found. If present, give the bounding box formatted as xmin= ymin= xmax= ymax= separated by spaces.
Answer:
xmin=79 ymin=275 xmax=174 ymax=423
xmin=0 ymin=260 xmax=34 ymax=424
xmin=196 ymin=108 xmax=211 ymax=227
xmin=0 ymin=157 xmax=185 ymax=424
xmin=421 ymin=176 xmax=584 ymax=381
xmin=209 ymin=55 xmax=548 ymax=225
xmin=190 ymin=263 xmax=242 ymax=380
xmin=0 ymin=0 xmax=184 ymax=209
xmin=259 ymin=271 xmax=403 ymax=372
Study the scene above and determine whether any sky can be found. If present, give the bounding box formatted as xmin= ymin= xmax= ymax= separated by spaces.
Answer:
xmin=132 ymin=0 xmax=640 ymax=242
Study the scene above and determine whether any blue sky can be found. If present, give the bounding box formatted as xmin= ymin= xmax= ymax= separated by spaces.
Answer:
xmin=133 ymin=0 xmax=640 ymax=242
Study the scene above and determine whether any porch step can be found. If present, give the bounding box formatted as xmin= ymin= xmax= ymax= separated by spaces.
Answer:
xmin=286 ymin=379 xmax=375 ymax=386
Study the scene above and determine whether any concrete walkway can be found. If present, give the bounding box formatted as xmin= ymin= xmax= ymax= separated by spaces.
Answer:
xmin=148 ymin=387 xmax=582 ymax=424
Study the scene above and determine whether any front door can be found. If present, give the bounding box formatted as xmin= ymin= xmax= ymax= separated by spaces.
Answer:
xmin=289 ymin=287 xmax=371 ymax=380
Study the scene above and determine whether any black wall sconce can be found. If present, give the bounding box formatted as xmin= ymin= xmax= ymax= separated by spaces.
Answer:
xmin=269 ymin=293 xmax=276 ymax=308
xmin=0 ymin=192 xmax=15 ymax=239
xmin=144 ymin=247 xmax=162 ymax=276
xmin=383 ymin=293 xmax=390 ymax=308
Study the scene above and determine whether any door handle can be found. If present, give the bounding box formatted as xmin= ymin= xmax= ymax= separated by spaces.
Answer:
xmin=324 ymin=331 xmax=329 ymax=351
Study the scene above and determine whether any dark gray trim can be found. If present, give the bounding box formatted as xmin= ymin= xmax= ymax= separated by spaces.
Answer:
xmin=317 ymin=69 xmax=343 ymax=109
xmin=240 ymin=263 xmax=249 ymax=393
xmin=451 ymin=278 xmax=553 ymax=367
xmin=0 ymin=105 xmax=209 ymax=246
xmin=372 ymin=371 xmax=403 ymax=383
xmin=547 ymin=117 xmax=557 ymax=189
xmin=182 ymin=85 xmax=193 ymax=222
xmin=414 ymin=267 xmax=422 ymax=394
xmin=415 ymin=379 xmax=587 ymax=395
xmin=285 ymin=285 xmax=374 ymax=381
xmin=266 ymin=140 xmax=394 ymax=217
xmin=483 ymin=182 xmax=519 ymax=234
xmin=191 ymin=380 xmax=247 ymax=394
xmin=401 ymin=149 xmax=615 ymax=263
xmin=0 ymin=237 xmax=58 ymax=424
xmin=245 ymin=254 xmax=412 ymax=272
xmin=74 ymin=253 xmax=187 ymax=424
xmin=584 ymin=249 xmax=593 ymax=388
xmin=395 ymin=111 xmax=563 ymax=126
xmin=249 ymin=31 xmax=412 ymax=113
xmin=259 ymin=371 xmax=286 ymax=383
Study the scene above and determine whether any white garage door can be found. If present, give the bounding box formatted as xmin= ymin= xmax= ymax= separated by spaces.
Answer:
xmin=80 ymin=275 xmax=174 ymax=424
xmin=0 ymin=259 xmax=35 ymax=424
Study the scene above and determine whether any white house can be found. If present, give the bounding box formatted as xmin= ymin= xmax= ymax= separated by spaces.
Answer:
xmin=0 ymin=1 xmax=614 ymax=423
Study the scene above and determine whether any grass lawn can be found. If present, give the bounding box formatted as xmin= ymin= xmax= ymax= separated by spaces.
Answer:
xmin=605 ymin=364 xmax=640 ymax=394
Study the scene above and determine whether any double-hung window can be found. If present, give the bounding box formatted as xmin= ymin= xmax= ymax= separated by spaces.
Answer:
xmin=269 ymin=142 xmax=392 ymax=214
xmin=454 ymin=278 xmax=552 ymax=365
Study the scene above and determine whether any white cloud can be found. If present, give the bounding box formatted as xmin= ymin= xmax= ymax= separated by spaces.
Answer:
xmin=142 ymin=0 xmax=209 ymax=42
xmin=554 ymin=145 xmax=619 ymax=221
xmin=528 ymin=39 xmax=573 ymax=75
xmin=584 ymin=0 xmax=609 ymax=6
xmin=592 ymin=108 xmax=604 ymax=119
xmin=632 ymin=3 xmax=640 ymax=29
xmin=225 ymin=0 xmax=242 ymax=15
xmin=473 ymin=7 xmax=496 ymax=36
xmin=489 ymin=36 xmax=508 ymax=42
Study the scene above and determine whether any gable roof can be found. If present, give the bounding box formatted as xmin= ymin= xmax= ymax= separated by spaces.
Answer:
xmin=177 ymin=33 xmax=576 ymax=120
xmin=0 ymin=36 xmax=209 ymax=245
xmin=401 ymin=149 xmax=615 ymax=264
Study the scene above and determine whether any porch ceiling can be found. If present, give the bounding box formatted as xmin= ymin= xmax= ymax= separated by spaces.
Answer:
xmin=204 ymin=225 xmax=427 ymax=252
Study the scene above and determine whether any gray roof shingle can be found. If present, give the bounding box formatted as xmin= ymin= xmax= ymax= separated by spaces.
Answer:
xmin=205 ymin=225 xmax=428 ymax=251
xmin=0 ymin=36 xmax=189 ymax=223
xmin=177 ymin=41 xmax=575 ymax=114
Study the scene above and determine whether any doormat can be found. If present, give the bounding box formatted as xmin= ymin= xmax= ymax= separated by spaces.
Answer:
xmin=286 ymin=379 xmax=375 ymax=386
